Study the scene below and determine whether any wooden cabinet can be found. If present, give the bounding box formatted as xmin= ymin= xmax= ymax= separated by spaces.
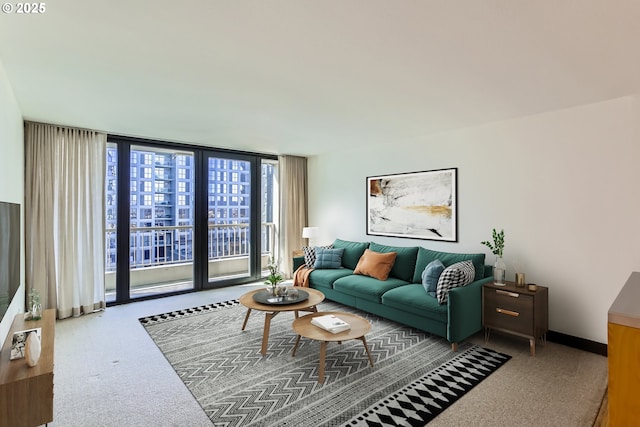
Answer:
xmin=608 ymin=272 xmax=640 ymax=426
xmin=482 ymin=282 xmax=548 ymax=356
xmin=0 ymin=309 xmax=55 ymax=427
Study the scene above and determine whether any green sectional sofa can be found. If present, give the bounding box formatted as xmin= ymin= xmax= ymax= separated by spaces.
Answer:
xmin=293 ymin=239 xmax=493 ymax=351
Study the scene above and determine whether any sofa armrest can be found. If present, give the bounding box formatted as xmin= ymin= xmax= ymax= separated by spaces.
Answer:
xmin=483 ymin=265 xmax=493 ymax=278
xmin=292 ymin=256 xmax=305 ymax=273
xmin=447 ymin=275 xmax=493 ymax=344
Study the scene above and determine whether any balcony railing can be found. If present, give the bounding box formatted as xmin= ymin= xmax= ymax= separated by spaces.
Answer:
xmin=105 ymin=222 xmax=276 ymax=272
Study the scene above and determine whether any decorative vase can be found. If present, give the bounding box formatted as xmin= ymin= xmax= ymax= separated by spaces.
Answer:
xmin=286 ymin=286 xmax=299 ymax=301
xmin=275 ymin=283 xmax=287 ymax=297
xmin=266 ymin=282 xmax=285 ymax=296
xmin=31 ymin=303 xmax=42 ymax=321
xmin=25 ymin=332 xmax=41 ymax=367
xmin=493 ymin=256 xmax=507 ymax=286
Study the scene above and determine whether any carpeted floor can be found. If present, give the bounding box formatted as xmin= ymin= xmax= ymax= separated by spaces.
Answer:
xmin=140 ymin=299 xmax=511 ymax=426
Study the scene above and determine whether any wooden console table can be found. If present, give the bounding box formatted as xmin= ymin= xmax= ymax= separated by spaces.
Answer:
xmin=0 ymin=309 xmax=55 ymax=427
xmin=608 ymin=272 xmax=640 ymax=426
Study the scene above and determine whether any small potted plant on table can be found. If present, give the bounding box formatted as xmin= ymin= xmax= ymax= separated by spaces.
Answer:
xmin=481 ymin=228 xmax=506 ymax=286
xmin=264 ymin=257 xmax=285 ymax=297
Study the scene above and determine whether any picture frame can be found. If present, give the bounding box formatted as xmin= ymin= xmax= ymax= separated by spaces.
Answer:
xmin=10 ymin=327 xmax=41 ymax=360
xmin=366 ymin=168 xmax=458 ymax=242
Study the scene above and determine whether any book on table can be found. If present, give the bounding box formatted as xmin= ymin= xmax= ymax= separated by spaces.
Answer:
xmin=311 ymin=314 xmax=351 ymax=334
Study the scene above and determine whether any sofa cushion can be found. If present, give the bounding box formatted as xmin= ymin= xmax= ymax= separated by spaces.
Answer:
xmin=308 ymin=268 xmax=353 ymax=289
xmin=353 ymin=249 xmax=397 ymax=281
xmin=332 ymin=239 xmax=369 ymax=270
xmin=333 ymin=274 xmax=409 ymax=303
xmin=314 ymin=247 xmax=344 ymax=269
xmin=382 ymin=284 xmax=448 ymax=323
xmin=413 ymin=247 xmax=485 ymax=283
xmin=436 ymin=260 xmax=475 ymax=304
xmin=303 ymin=245 xmax=332 ymax=268
xmin=369 ymin=242 xmax=418 ymax=282
xmin=422 ymin=259 xmax=445 ymax=296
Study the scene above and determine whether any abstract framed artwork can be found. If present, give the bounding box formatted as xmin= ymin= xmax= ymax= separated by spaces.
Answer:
xmin=366 ymin=168 xmax=458 ymax=242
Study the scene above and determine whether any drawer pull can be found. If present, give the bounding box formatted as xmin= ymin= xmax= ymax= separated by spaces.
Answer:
xmin=496 ymin=308 xmax=520 ymax=317
xmin=496 ymin=289 xmax=520 ymax=298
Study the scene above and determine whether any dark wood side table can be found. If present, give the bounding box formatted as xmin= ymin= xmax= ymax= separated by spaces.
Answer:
xmin=482 ymin=281 xmax=548 ymax=356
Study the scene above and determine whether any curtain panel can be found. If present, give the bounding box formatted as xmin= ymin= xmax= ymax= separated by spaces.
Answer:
xmin=25 ymin=122 xmax=107 ymax=319
xmin=278 ymin=155 xmax=308 ymax=278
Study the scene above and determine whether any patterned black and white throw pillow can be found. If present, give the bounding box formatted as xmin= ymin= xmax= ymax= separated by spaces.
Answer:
xmin=436 ymin=260 xmax=475 ymax=304
xmin=303 ymin=245 xmax=333 ymax=268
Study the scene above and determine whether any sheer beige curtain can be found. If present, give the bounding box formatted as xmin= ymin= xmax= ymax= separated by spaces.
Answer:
xmin=25 ymin=122 xmax=107 ymax=319
xmin=278 ymin=155 xmax=308 ymax=277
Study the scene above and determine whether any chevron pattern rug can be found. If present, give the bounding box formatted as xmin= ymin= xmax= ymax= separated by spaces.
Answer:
xmin=140 ymin=299 xmax=510 ymax=426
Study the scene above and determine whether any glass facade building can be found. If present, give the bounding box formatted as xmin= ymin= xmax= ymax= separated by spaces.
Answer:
xmin=105 ymin=147 xmax=275 ymax=272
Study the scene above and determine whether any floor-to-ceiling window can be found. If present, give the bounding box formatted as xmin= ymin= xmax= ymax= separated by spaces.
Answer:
xmin=105 ymin=143 xmax=118 ymax=301
xmin=261 ymin=159 xmax=278 ymax=275
xmin=105 ymin=137 xmax=277 ymax=304
xmin=204 ymin=153 xmax=253 ymax=287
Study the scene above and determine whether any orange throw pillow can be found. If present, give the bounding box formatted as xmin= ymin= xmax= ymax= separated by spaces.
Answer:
xmin=354 ymin=249 xmax=397 ymax=281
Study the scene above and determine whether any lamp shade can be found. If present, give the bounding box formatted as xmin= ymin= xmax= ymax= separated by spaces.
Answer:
xmin=302 ymin=227 xmax=319 ymax=239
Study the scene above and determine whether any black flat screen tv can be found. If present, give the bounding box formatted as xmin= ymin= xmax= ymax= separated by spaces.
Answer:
xmin=0 ymin=201 xmax=20 ymax=323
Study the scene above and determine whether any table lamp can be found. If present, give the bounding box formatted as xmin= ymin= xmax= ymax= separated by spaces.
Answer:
xmin=302 ymin=227 xmax=319 ymax=247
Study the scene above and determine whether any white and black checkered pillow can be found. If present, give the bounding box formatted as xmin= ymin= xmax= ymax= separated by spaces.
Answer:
xmin=436 ymin=260 xmax=475 ymax=304
xmin=303 ymin=245 xmax=333 ymax=268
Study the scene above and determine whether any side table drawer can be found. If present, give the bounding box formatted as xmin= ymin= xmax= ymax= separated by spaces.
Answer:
xmin=484 ymin=288 xmax=534 ymax=336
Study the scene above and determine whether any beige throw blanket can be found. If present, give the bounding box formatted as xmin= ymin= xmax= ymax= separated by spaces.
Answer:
xmin=293 ymin=265 xmax=313 ymax=287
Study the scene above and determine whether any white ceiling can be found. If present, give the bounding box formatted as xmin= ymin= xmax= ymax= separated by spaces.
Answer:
xmin=1 ymin=1 xmax=639 ymax=156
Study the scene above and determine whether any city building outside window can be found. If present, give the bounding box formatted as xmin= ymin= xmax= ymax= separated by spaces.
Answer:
xmin=104 ymin=146 xmax=277 ymax=281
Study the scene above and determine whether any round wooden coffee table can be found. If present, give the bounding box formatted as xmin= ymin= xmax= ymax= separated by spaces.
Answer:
xmin=291 ymin=311 xmax=374 ymax=383
xmin=239 ymin=287 xmax=325 ymax=356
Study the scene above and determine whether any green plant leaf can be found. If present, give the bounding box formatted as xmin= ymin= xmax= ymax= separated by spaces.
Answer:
xmin=481 ymin=228 xmax=505 ymax=257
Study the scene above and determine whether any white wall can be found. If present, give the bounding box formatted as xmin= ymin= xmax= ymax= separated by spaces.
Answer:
xmin=308 ymin=95 xmax=640 ymax=344
xmin=0 ymin=60 xmax=24 ymax=345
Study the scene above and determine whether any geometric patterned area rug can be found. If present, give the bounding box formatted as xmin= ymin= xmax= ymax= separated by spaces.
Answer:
xmin=140 ymin=299 xmax=511 ymax=426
